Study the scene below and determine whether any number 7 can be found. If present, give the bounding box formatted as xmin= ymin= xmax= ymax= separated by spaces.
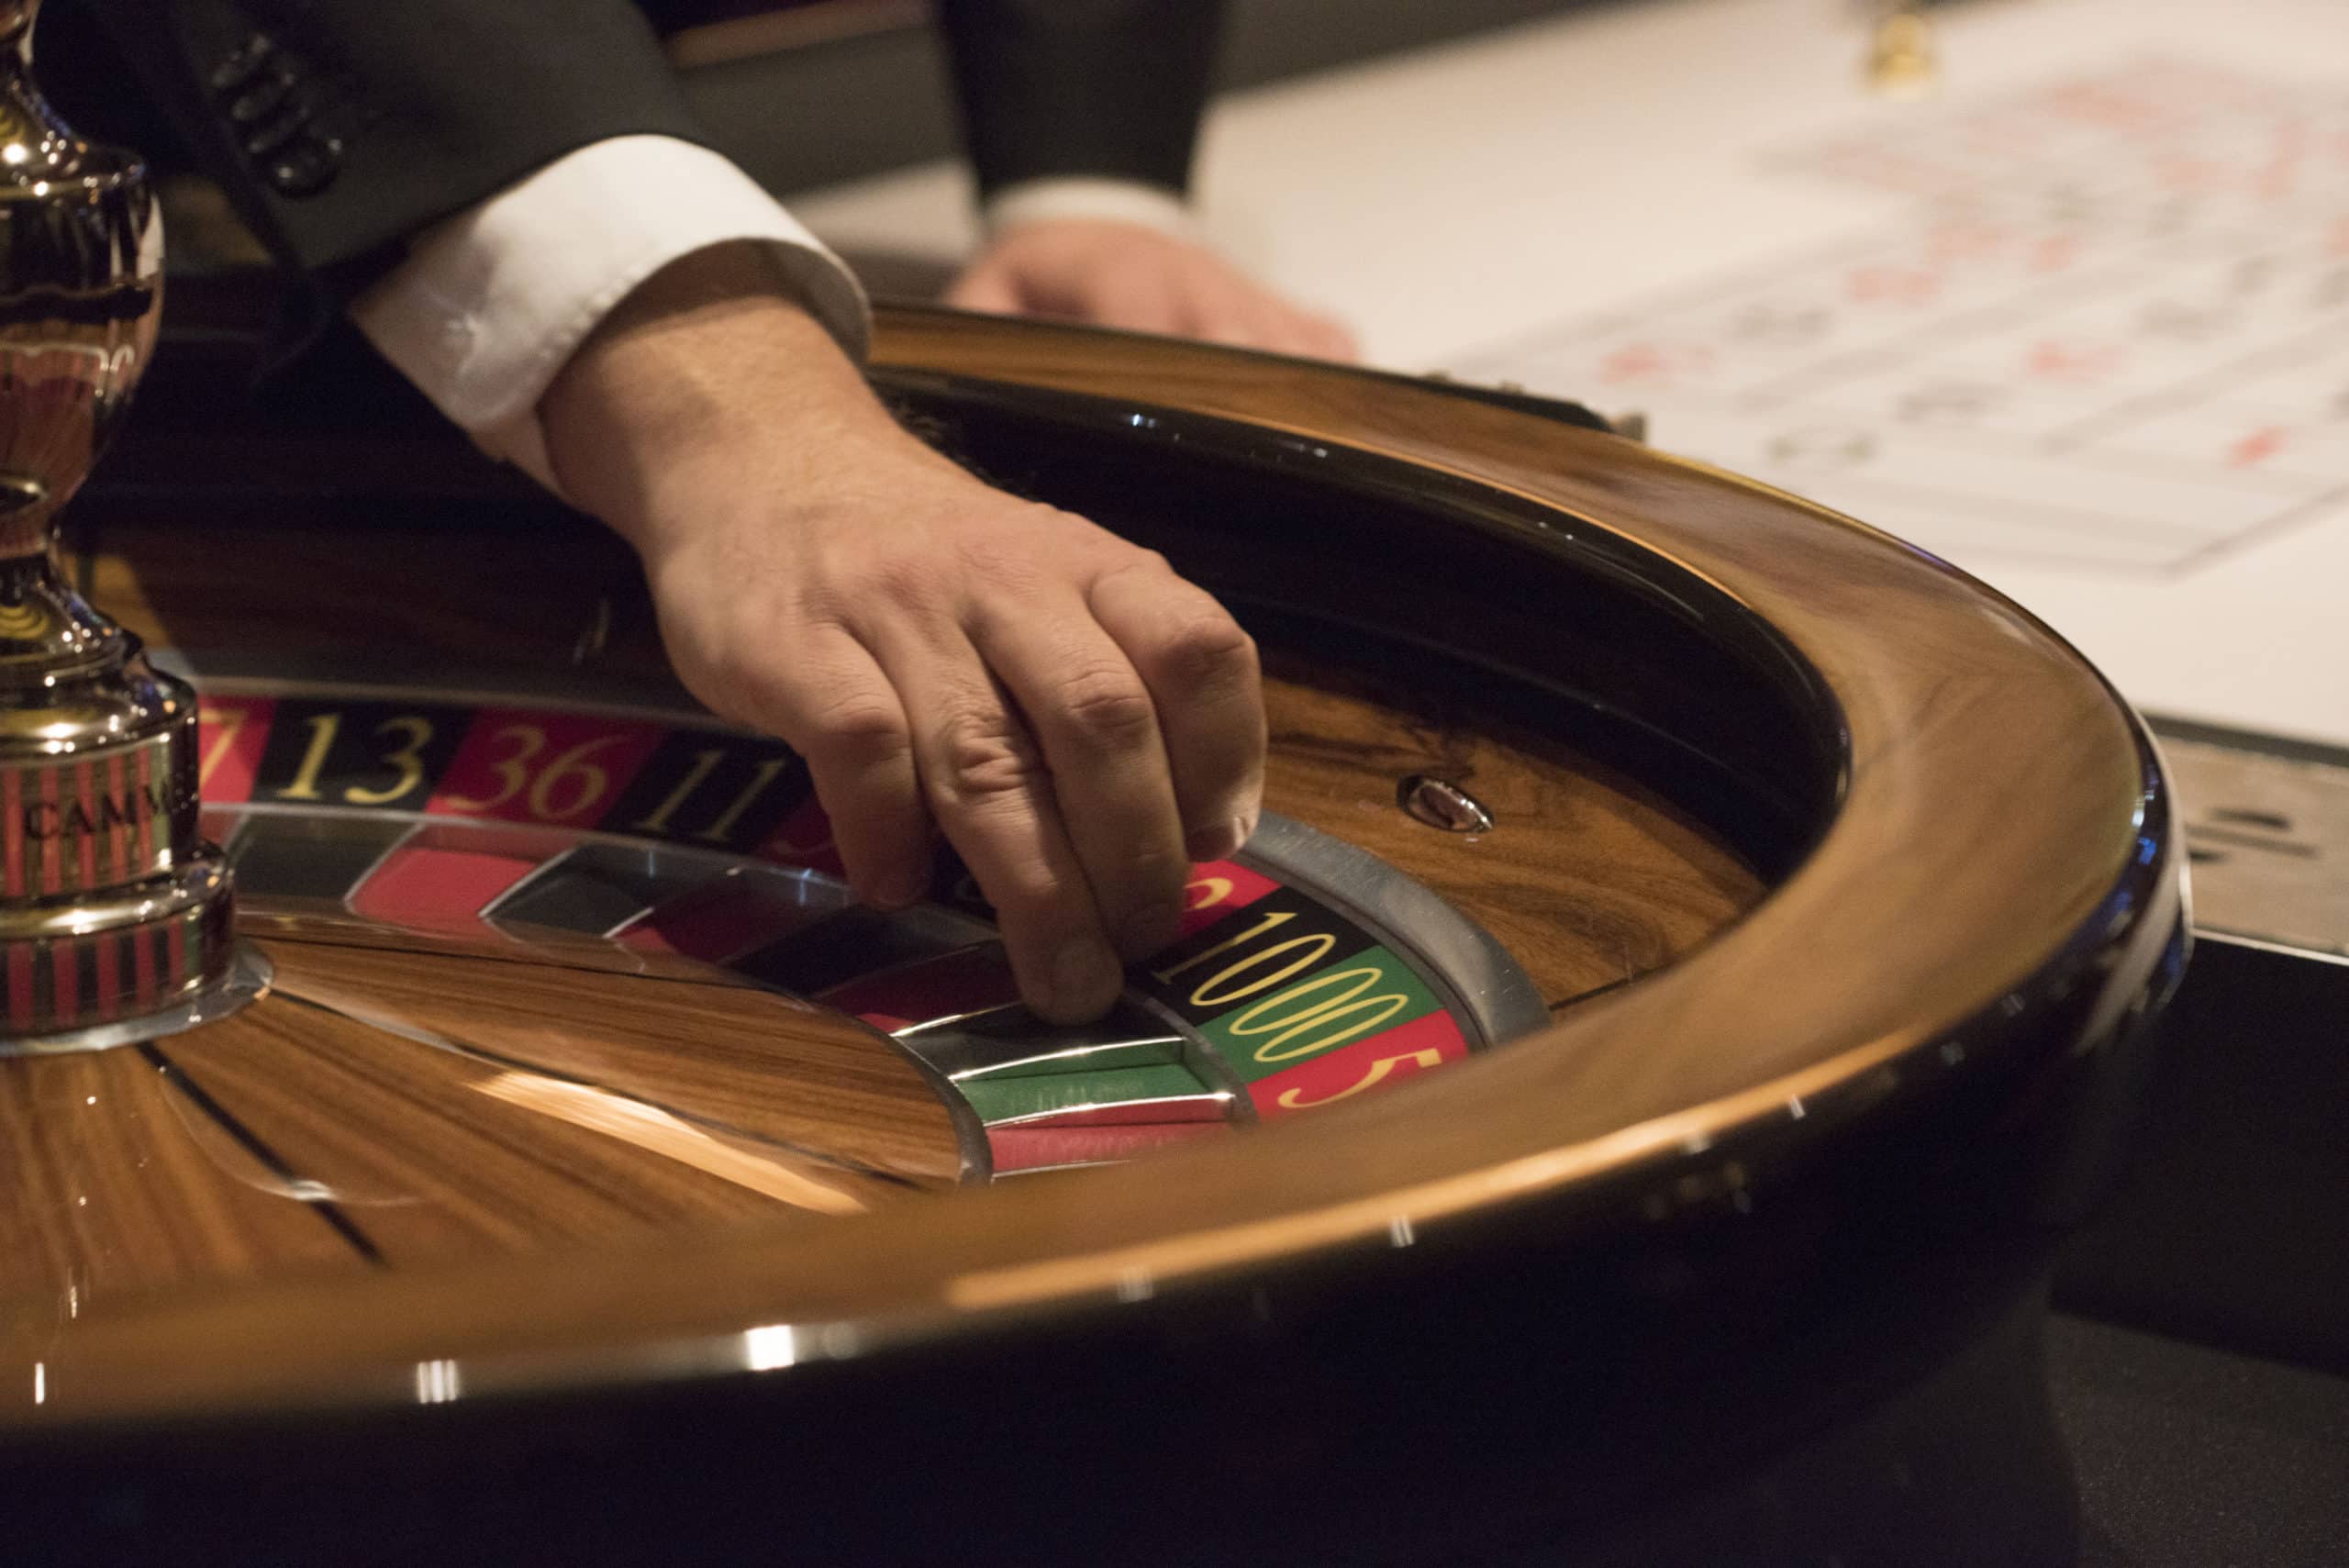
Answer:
xmin=196 ymin=705 xmax=249 ymax=789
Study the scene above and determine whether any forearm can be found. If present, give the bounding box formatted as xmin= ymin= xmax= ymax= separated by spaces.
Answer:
xmin=538 ymin=239 xmax=914 ymax=550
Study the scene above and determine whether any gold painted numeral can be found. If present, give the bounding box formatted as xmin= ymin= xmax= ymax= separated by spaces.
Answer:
xmin=1148 ymin=908 xmax=1296 ymax=986
xmin=629 ymin=747 xmax=726 ymax=835
xmin=1186 ymin=934 xmax=1338 ymax=1010
xmin=696 ymin=755 xmax=790 ymax=843
xmin=530 ymin=735 xmax=625 ymax=822
xmin=440 ymin=724 xmax=545 ymax=814
xmin=629 ymin=749 xmax=793 ymax=842
xmin=1230 ymin=965 xmax=1410 ymax=1062
xmin=343 ymin=716 xmax=435 ymax=806
xmin=442 ymin=727 xmax=627 ymax=822
xmin=275 ymin=712 xmax=341 ymax=801
xmin=196 ymin=705 xmax=248 ymax=789
xmin=1274 ymin=1047 xmax=1445 ymax=1111
xmin=1184 ymin=875 xmax=1235 ymax=913
xmin=277 ymin=712 xmax=435 ymax=806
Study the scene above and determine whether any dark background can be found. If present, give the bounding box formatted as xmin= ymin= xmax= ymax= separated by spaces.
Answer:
xmin=674 ymin=0 xmax=1601 ymax=196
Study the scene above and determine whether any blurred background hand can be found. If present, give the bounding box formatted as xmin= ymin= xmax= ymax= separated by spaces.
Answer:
xmin=945 ymin=218 xmax=1359 ymax=361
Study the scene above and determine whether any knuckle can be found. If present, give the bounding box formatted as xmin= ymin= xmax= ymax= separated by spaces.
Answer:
xmin=1152 ymin=611 xmax=1257 ymax=692
xmin=1052 ymin=665 xmax=1159 ymax=751
xmin=1102 ymin=547 xmax=1172 ymax=579
xmin=805 ymin=693 xmax=910 ymax=763
xmin=691 ymin=651 xmax=786 ymax=730
xmin=930 ymin=707 xmax=1045 ymax=803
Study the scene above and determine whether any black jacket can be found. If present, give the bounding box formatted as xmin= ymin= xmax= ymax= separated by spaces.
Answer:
xmin=47 ymin=0 xmax=1223 ymax=308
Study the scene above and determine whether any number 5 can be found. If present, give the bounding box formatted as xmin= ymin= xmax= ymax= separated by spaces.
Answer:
xmin=1274 ymin=1047 xmax=1446 ymax=1111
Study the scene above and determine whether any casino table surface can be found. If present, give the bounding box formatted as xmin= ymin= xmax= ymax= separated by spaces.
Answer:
xmin=1 ymin=305 xmax=2186 ymax=1565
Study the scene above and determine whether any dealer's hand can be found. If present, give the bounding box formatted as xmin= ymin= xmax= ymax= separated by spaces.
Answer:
xmin=946 ymin=218 xmax=1358 ymax=361
xmin=541 ymin=243 xmax=1265 ymax=1025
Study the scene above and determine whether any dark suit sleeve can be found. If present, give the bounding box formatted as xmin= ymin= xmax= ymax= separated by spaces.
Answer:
xmin=934 ymin=0 xmax=1226 ymax=200
xmin=62 ymin=0 xmax=707 ymax=297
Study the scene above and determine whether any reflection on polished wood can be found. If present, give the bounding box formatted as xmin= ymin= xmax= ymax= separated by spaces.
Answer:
xmin=250 ymin=913 xmax=964 ymax=1186
xmin=0 ymin=906 xmax=963 ymax=1307
xmin=0 ymin=1044 xmax=358 ymax=1299
xmin=5 ymin=307 xmax=2175 ymax=1425
xmin=1256 ymin=656 xmax=1760 ymax=1009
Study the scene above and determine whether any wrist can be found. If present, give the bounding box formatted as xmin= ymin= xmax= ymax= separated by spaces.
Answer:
xmin=540 ymin=241 xmax=902 ymax=546
xmin=981 ymin=177 xmax=1197 ymax=243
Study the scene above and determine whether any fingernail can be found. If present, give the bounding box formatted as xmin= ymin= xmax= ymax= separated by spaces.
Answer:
xmin=1048 ymin=938 xmax=1122 ymax=1021
xmin=1186 ymin=816 xmax=1251 ymax=864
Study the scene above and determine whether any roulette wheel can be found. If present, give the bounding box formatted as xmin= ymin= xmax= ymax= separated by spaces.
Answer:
xmin=2 ymin=310 xmax=2187 ymax=1564
xmin=0 ymin=28 xmax=2184 ymax=1564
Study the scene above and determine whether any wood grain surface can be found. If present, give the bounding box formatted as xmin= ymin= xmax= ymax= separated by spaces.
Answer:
xmin=0 ymin=905 xmax=969 ymax=1309
xmin=1254 ymin=655 xmax=1760 ymax=1011
xmin=250 ymin=913 xmax=966 ymax=1187
xmin=0 ymin=1044 xmax=360 ymax=1299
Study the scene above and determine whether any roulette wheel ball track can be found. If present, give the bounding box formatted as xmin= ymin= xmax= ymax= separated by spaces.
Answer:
xmin=1 ymin=306 xmax=2183 ymax=1566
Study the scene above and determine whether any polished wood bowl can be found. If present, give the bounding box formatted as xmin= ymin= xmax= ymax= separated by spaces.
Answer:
xmin=2 ymin=306 xmax=2182 ymax=1564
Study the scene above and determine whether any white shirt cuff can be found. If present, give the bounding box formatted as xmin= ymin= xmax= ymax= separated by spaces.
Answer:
xmin=980 ymin=177 xmax=1198 ymax=242
xmin=350 ymin=134 xmax=870 ymax=494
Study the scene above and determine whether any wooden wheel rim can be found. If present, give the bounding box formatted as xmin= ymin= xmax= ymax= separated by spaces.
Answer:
xmin=2 ymin=307 xmax=2184 ymax=1424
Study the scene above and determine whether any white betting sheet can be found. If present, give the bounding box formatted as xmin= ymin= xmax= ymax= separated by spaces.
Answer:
xmin=793 ymin=0 xmax=2349 ymax=743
